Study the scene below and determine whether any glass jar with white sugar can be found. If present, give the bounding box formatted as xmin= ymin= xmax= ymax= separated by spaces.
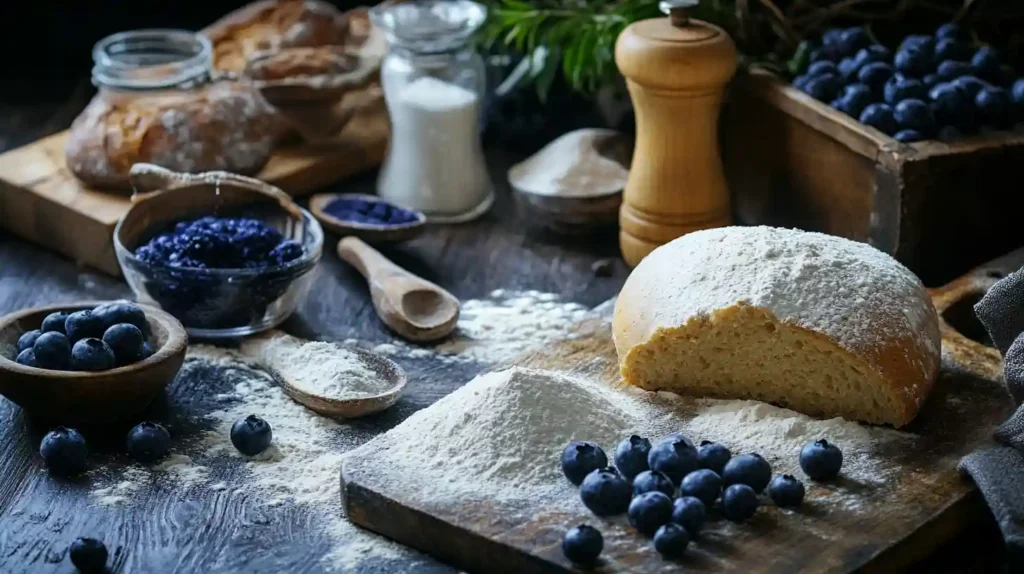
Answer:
xmin=369 ymin=0 xmax=493 ymax=222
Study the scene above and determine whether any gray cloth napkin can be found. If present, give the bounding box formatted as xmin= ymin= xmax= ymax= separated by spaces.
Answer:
xmin=960 ymin=267 xmax=1024 ymax=571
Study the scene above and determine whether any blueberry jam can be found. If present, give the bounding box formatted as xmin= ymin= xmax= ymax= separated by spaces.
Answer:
xmin=132 ymin=216 xmax=311 ymax=330
xmin=323 ymin=197 xmax=419 ymax=226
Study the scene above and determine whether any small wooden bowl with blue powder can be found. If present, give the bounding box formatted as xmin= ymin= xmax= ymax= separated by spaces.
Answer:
xmin=309 ymin=193 xmax=426 ymax=243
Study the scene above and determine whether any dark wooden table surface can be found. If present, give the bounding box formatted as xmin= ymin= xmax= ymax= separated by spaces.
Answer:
xmin=0 ymin=95 xmax=1008 ymax=573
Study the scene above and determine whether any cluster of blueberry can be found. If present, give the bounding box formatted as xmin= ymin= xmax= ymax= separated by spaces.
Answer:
xmin=15 ymin=302 xmax=153 ymax=372
xmin=323 ymin=197 xmax=420 ymax=226
xmin=135 ymin=216 xmax=304 ymax=270
xmin=38 ymin=415 xmax=273 ymax=478
xmin=559 ymin=434 xmax=844 ymax=566
xmin=793 ymin=24 xmax=1024 ymax=142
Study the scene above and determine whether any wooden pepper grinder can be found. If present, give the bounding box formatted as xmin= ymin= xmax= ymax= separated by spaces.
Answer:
xmin=615 ymin=0 xmax=737 ymax=266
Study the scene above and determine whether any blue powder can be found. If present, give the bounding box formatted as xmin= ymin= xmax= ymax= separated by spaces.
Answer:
xmin=323 ymin=197 xmax=418 ymax=226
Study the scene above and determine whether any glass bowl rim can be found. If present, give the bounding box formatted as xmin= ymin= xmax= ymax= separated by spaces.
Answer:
xmin=113 ymin=206 xmax=325 ymax=278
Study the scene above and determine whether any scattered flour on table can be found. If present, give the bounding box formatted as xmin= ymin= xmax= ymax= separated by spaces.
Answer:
xmin=240 ymin=333 xmax=392 ymax=399
xmin=186 ymin=344 xmax=411 ymax=571
xmin=364 ymin=289 xmax=591 ymax=364
xmin=346 ymin=366 xmax=910 ymax=518
xmin=90 ymin=456 xmax=208 ymax=507
xmin=91 ymin=466 xmax=148 ymax=506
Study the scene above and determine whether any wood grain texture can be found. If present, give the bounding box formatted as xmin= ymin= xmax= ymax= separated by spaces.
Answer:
xmin=614 ymin=16 xmax=737 ymax=267
xmin=0 ymin=88 xmax=388 ymax=276
xmin=342 ymin=263 xmax=1014 ymax=573
xmin=721 ymin=69 xmax=1024 ymax=286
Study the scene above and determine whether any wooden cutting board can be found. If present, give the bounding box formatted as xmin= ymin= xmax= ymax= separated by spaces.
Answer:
xmin=0 ymin=89 xmax=388 ymax=277
xmin=341 ymin=253 xmax=1016 ymax=573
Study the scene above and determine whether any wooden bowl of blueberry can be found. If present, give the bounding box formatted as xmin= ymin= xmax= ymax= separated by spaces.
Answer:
xmin=0 ymin=300 xmax=188 ymax=424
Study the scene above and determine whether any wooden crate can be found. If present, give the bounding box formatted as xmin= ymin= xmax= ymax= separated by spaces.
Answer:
xmin=721 ymin=69 xmax=1024 ymax=286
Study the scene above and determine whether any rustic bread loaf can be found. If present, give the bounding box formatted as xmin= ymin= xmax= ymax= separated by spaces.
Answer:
xmin=612 ymin=226 xmax=941 ymax=428
xmin=64 ymin=81 xmax=279 ymax=191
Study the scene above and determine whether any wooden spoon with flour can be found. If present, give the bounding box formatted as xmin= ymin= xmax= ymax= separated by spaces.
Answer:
xmin=240 ymin=332 xmax=406 ymax=418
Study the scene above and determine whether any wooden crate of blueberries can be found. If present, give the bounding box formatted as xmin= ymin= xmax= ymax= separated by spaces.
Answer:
xmin=722 ymin=21 xmax=1024 ymax=285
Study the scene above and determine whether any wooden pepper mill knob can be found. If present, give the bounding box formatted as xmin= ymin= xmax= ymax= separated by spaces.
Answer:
xmin=615 ymin=0 xmax=737 ymax=267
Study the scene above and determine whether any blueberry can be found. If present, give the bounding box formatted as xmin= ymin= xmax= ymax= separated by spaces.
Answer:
xmin=102 ymin=324 xmax=144 ymax=366
xmin=1013 ymin=79 xmax=1024 ymax=106
xmin=126 ymin=421 xmax=171 ymax=463
xmin=632 ymin=470 xmax=674 ymax=497
xmin=922 ymin=74 xmax=941 ymax=90
xmin=953 ymin=76 xmax=990 ymax=99
xmin=33 ymin=331 xmax=71 ymax=370
xmin=561 ymin=441 xmax=608 ymax=485
xmin=792 ymin=74 xmax=813 ymax=91
xmin=834 ymin=83 xmax=874 ymax=118
xmin=562 ymin=525 xmax=602 ymax=566
xmin=857 ymin=45 xmax=891 ymax=65
xmin=857 ymin=62 xmax=894 ymax=95
xmin=41 ymin=311 xmax=71 ymax=335
xmin=697 ymin=440 xmax=731 ymax=474
xmin=140 ymin=342 xmax=154 ymax=360
xmin=39 ymin=427 xmax=87 ymax=475
xmin=722 ymin=483 xmax=759 ymax=522
xmin=65 ymin=310 xmax=106 ymax=343
xmin=837 ymin=58 xmax=861 ymax=82
xmin=837 ymin=27 xmax=870 ymax=57
xmin=580 ymin=467 xmax=631 ymax=516
xmin=935 ymin=38 xmax=970 ymax=63
xmin=803 ymin=74 xmax=843 ymax=102
xmin=884 ymin=76 xmax=927 ymax=106
xmin=809 ymin=46 xmax=841 ymax=64
xmin=800 ymin=439 xmax=844 ymax=480
xmin=937 ymin=60 xmax=971 ymax=81
xmin=806 ymin=60 xmax=838 ymax=77
xmin=929 ymin=82 xmax=974 ymax=127
xmin=894 ymin=98 xmax=937 ymax=135
xmin=821 ymin=28 xmax=843 ymax=47
xmin=938 ymin=125 xmax=963 ymax=141
xmin=627 ymin=491 xmax=673 ymax=536
xmin=670 ymin=496 xmax=707 ymax=537
xmin=679 ymin=469 xmax=722 ymax=506
xmin=976 ymin=87 xmax=1013 ymax=127
xmin=935 ymin=22 xmax=964 ymax=41
xmin=613 ymin=435 xmax=651 ymax=480
xmin=858 ymin=103 xmax=898 ymax=135
xmin=95 ymin=301 xmax=148 ymax=333
xmin=231 ymin=414 xmax=274 ymax=457
xmin=17 ymin=329 xmax=41 ymax=353
xmin=768 ymin=474 xmax=806 ymax=508
xmin=653 ymin=523 xmax=690 ymax=559
xmin=722 ymin=453 xmax=773 ymax=493
xmin=16 ymin=349 xmax=38 ymax=367
xmin=899 ymin=35 xmax=933 ymax=53
xmin=70 ymin=338 xmax=117 ymax=372
xmin=895 ymin=46 xmax=933 ymax=78
xmin=647 ymin=435 xmax=698 ymax=485
xmin=69 ymin=537 xmax=108 ymax=573
xmin=971 ymin=47 xmax=1001 ymax=81
xmin=894 ymin=129 xmax=925 ymax=142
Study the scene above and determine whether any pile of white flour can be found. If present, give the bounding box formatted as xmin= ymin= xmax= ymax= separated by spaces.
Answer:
xmin=346 ymin=366 xmax=909 ymax=514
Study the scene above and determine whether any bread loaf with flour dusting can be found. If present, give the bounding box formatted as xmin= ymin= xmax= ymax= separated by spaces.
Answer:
xmin=612 ymin=226 xmax=941 ymax=427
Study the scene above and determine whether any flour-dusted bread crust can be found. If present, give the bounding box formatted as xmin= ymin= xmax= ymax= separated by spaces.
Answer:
xmin=65 ymin=82 xmax=278 ymax=191
xmin=612 ymin=226 xmax=941 ymax=427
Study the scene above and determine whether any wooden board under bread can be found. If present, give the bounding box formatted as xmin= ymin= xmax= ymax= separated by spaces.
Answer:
xmin=0 ymin=89 xmax=388 ymax=277
xmin=341 ymin=254 xmax=1016 ymax=573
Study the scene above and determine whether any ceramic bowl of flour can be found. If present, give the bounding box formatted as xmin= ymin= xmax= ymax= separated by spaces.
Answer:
xmin=509 ymin=128 xmax=631 ymax=235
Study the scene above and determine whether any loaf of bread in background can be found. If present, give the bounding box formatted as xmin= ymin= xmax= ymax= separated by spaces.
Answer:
xmin=65 ymin=81 xmax=279 ymax=191
xmin=612 ymin=226 xmax=941 ymax=428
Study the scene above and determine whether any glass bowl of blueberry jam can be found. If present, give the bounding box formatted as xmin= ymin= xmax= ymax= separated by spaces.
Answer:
xmin=114 ymin=180 xmax=323 ymax=338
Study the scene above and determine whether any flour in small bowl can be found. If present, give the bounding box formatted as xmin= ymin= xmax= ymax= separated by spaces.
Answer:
xmin=241 ymin=333 xmax=393 ymax=399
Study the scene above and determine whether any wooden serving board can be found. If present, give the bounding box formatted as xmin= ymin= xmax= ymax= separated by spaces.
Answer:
xmin=341 ymin=255 xmax=1017 ymax=573
xmin=0 ymin=89 xmax=389 ymax=277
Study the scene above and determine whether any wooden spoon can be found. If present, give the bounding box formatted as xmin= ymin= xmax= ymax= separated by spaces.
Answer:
xmin=337 ymin=237 xmax=460 ymax=342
